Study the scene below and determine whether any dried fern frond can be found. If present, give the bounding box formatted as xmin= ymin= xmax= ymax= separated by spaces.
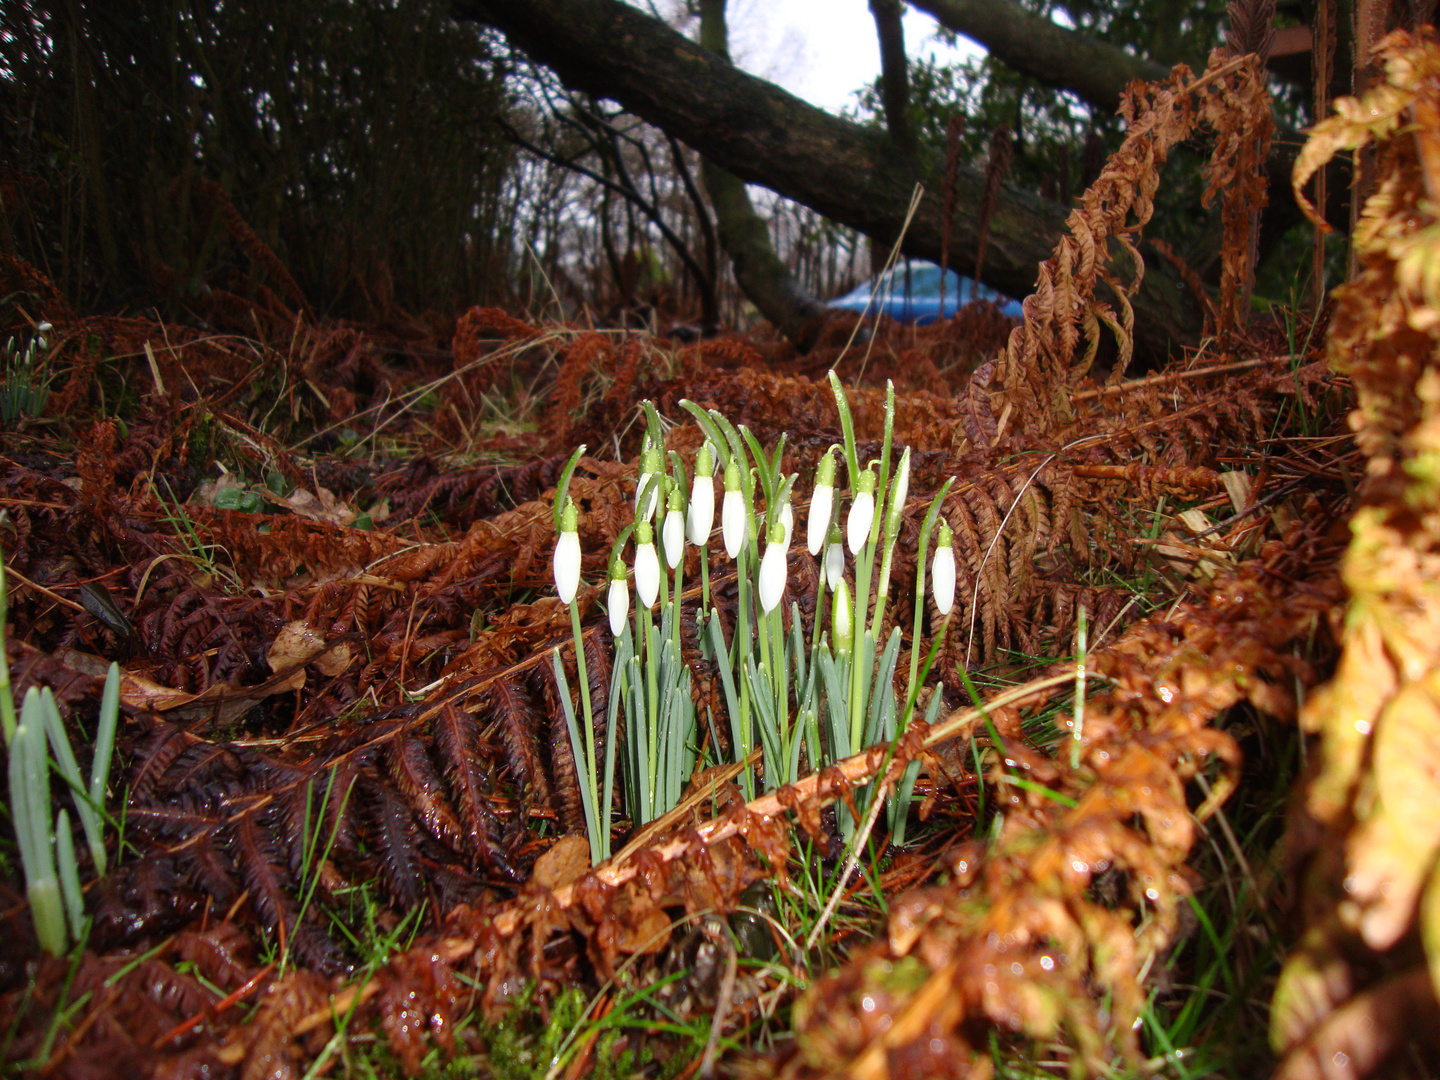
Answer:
xmin=1273 ymin=28 xmax=1440 ymax=1080
xmin=994 ymin=49 xmax=1272 ymax=425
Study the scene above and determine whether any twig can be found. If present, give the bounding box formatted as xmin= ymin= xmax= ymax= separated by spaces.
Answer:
xmin=699 ymin=929 xmax=738 ymax=1079
xmin=152 ymin=962 xmax=275 ymax=1048
xmin=1070 ymin=354 xmax=1294 ymax=401
xmin=805 ymin=778 xmax=892 ymax=953
xmin=2 ymin=564 xmax=86 ymax=613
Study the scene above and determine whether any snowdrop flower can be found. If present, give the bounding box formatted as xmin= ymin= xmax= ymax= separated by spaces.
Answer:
xmin=687 ymin=443 xmax=715 ymax=546
xmin=778 ymin=500 xmax=793 ymax=551
xmin=634 ymin=520 xmax=660 ymax=608
xmin=824 ymin=527 xmax=845 ymax=591
xmin=636 ymin=446 xmax=663 ymax=521
xmin=553 ymin=498 xmax=581 ymax=605
xmin=721 ymin=458 xmax=745 ymax=560
xmin=932 ymin=522 xmax=956 ymax=616
xmin=36 ymin=322 xmax=51 ymax=352
xmin=607 ymin=556 xmax=629 ymax=635
xmin=847 ymin=468 xmax=877 ymax=555
xmin=807 ymin=450 xmax=835 ymax=556
xmin=885 ymin=448 xmax=910 ymax=539
xmin=662 ymin=488 xmax=685 ymax=569
xmin=758 ymin=519 xmax=787 ymax=614
xmin=832 ymin=578 xmax=854 ymax=655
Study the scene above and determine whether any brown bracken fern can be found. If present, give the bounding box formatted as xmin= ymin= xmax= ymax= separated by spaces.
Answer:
xmin=1272 ymin=29 xmax=1440 ymax=1079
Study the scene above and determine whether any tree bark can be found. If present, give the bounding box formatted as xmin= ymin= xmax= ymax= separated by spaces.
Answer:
xmin=455 ymin=0 xmax=1202 ymax=359
xmin=908 ymin=0 xmax=1171 ymax=115
xmin=870 ymin=0 xmax=918 ymax=160
xmin=697 ymin=0 xmax=826 ymax=342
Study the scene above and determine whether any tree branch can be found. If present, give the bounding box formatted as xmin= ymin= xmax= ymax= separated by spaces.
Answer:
xmin=909 ymin=0 xmax=1171 ymax=114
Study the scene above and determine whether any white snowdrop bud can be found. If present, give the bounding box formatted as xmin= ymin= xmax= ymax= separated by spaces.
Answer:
xmin=932 ymin=522 xmax=956 ymax=616
xmin=885 ymin=448 xmax=910 ymax=539
xmin=636 ymin=447 xmax=662 ymax=521
xmin=832 ymin=578 xmax=854 ymax=654
xmin=824 ymin=527 xmax=845 ymax=591
xmin=687 ymin=444 xmax=715 ymax=545
xmin=553 ymin=499 xmax=581 ymax=605
xmin=758 ymin=519 xmax=787 ymax=614
xmin=721 ymin=459 xmax=745 ymax=560
xmin=847 ymin=468 xmax=877 ymax=555
xmin=607 ymin=560 xmax=629 ymax=636
xmin=662 ymin=489 xmax=685 ymax=570
xmin=807 ymin=451 xmax=836 ymax=556
xmin=634 ymin=520 xmax=660 ymax=608
xmin=779 ymin=500 xmax=793 ymax=552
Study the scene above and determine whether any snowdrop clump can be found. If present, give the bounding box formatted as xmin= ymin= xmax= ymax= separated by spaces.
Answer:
xmin=548 ymin=378 xmax=960 ymax=863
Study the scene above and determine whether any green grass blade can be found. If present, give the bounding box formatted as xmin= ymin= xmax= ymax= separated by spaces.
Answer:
xmin=54 ymin=809 xmax=85 ymax=943
xmin=551 ymin=649 xmax=600 ymax=863
xmin=39 ymin=688 xmax=106 ymax=877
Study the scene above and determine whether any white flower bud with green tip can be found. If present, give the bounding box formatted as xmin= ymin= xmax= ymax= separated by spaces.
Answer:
xmin=847 ymin=467 xmax=877 ymax=554
xmin=824 ymin=526 xmax=845 ymax=590
xmin=635 ymin=520 xmax=660 ymax=608
xmin=758 ymin=518 xmax=787 ymax=614
xmin=662 ymin=487 xmax=685 ymax=569
xmin=553 ymin=498 xmax=581 ymax=605
xmin=607 ymin=557 xmax=629 ymax=636
xmin=807 ymin=450 xmax=835 ymax=556
xmin=885 ymin=447 xmax=910 ymax=539
xmin=636 ymin=446 xmax=663 ymax=521
xmin=721 ymin=458 xmax=745 ymax=559
xmin=687 ymin=443 xmax=715 ymax=545
xmin=832 ymin=577 xmax=854 ymax=655
xmin=932 ymin=522 xmax=956 ymax=616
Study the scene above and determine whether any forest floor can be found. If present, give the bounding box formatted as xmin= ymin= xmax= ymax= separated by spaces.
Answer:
xmin=0 ymin=277 xmax=1355 ymax=1078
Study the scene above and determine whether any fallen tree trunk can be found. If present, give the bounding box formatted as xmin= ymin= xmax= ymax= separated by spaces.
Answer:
xmin=457 ymin=0 xmax=1202 ymax=360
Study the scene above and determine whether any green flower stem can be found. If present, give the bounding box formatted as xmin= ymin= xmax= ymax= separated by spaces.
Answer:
xmin=671 ymin=547 xmax=684 ymax=656
xmin=639 ymin=604 xmax=659 ymax=821
xmin=903 ymin=482 xmax=954 ymax=726
xmin=811 ymin=567 xmax=825 ymax=655
xmin=568 ymin=599 xmax=599 ymax=849
xmin=735 ymin=543 xmax=753 ymax=789
xmin=848 ymin=533 xmax=875 ymax=756
xmin=770 ymin=604 xmax=790 ymax=778
xmin=699 ymin=537 xmax=712 ymax=615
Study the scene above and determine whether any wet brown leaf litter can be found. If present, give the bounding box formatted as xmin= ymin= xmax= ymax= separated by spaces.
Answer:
xmin=5 ymin=34 xmax=1440 ymax=1080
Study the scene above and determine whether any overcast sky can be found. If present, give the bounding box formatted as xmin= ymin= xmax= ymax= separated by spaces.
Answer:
xmin=723 ymin=0 xmax=984 ymax=114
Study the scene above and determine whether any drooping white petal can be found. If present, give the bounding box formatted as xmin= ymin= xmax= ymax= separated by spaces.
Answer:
xmin=932 ymin=544 xmax=956 ymax=616
xmin=608 ymin=575 xmax=630 ymax=635
xmin=663 ymin=507 xmax=685 ymax=569
xmin=779 ymin=501 xmax=793 ymax=551
xmin=635 ymin=541 xmax=660 ymax=608
xmin=758 ymin=540 xmax=786 ymax=613
xmin=847 ymin=490 xmax=874 ymax=554
xmin=824 ymin=539 xmax=845 ymax=590
xmin=553 ymin=531 xmax=581 ymax=605
xmin=807 ymin=483 xmax=833 ymax=556
xmin=687 ymin=473 xmax=714 ymax=545
xmin=722 ymin=490 xmax=745 ymax=560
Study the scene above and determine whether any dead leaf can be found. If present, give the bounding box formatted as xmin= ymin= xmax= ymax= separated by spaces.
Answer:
xmin=532 ymin=835 xmax=590 ymax=891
